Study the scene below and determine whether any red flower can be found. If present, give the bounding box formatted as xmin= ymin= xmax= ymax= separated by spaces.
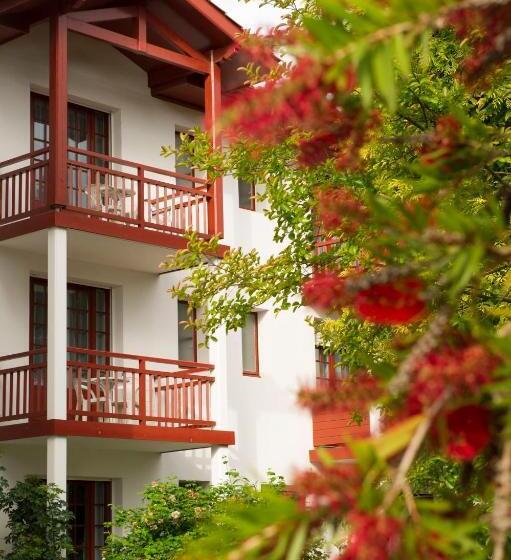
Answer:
xmin=297 ymin=132 xmax=339 ymax=167
xmin=341 ymin=512 xmax=403 ymax=560
xmin=298 ymin=372 xmax=381 ymax=415
xmin=353 ymin=277 xmax=425 ymax=325
xmin=444 ymin=405 xmax=491 ymax=461
xmin=406 ymin=344 xmax=499 ymax=414
xmin=316 ymin=187 xmax=368 ymax=234
xmin=302 ymin=271 xmax=349 ymax=312
xmin=420 ymin=115 xmax=464 ymax=171
xmin=293 ymin=464 xmax=361 ymax=515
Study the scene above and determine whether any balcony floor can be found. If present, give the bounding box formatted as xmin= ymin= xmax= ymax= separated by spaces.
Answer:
xmin=0 ymin=419 xmax=234 ymax=453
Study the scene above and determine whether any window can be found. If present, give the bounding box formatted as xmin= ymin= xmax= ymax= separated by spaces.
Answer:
xmin=242 ymin=312 xmax=259 ymax=376
xmin=31 ymin=93 xmax=110 ymax=157
xmin=315 ymin=335 xmax=349 ymax=385
xmin=175 ymin=130 xmax=195 ymax=187
xmin=30 ymin=278 xmax=111 ymax=362
xmin=178 ymin=301 xmax=197 ymax=362
xmin=238 ymin=179 xmax=256 ymax=211
xmin=68 ymin=480 xmax=111 ymax=560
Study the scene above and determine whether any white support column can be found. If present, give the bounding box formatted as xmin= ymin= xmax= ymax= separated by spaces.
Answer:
xmin=369 ymin=406 xmax=382 ymax=437
xmin=47 ymin=228 xmax=68 ymax=495
xmin=47 ymin=227 xmax=67 ymax=421
xmin=209 ymin=327 xmax=230 ymax=484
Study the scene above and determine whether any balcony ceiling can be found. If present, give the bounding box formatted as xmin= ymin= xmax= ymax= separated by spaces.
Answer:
xmin=0 ymin=0 xmax=251 ymax=108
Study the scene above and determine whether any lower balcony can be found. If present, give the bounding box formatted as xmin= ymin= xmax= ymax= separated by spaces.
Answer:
xmin=0 ymin=348 xmax=234 ymax=451
xmin=0 ymin=148 xmax=223 ymax=252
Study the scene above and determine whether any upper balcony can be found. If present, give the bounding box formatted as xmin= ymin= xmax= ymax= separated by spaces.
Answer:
xmin=0 ymin=0 xmax=255 ymax=252
xmin=0 ymin=347 xmax=234 ymax=451
xmin=0 ymin=147 xmax=218 ymax=250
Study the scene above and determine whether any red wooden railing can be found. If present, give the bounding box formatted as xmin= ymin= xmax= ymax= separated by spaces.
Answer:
xmin=0 ymin=348 xmax=215 ymax=429
xmin=0 ymin=149 xmax=50 ymax=224
xmin=0 ymin=148 xmax=214 ymax=237
xmin=0 ymin=350 xmax=47 ymax=423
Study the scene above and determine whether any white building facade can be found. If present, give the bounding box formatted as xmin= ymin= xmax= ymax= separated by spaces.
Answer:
xmin=0 ymin=2 xmax=321 ymax=556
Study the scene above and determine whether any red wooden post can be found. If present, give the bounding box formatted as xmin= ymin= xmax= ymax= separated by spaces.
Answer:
xmin=48 ymin=11 xmax=68 ymax=208
xmin=204 ymin=53 xmax=224 ymax=237
xmin=137 ymin=165 xmax=145 ymax=227
xmin=138 ymin=359 xmax=146 ymax=425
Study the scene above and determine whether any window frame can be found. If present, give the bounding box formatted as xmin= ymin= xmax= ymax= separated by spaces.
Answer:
xmin=238 ymin=178 xmax=256 ymax=211
xmin=29 ymin=277 xmax=111 ymax=357
xmin=30 ymin=92 xmax=110 ymax=157
xmin=177 ymin=300 xmax=198 ymax=363
xmin=242 ymin=312 xmax=260 ymax=377
xmin=315 ymin=344 xmax=348 ymax=384
xmin=174 ymin=129 xmax=196 ymax=187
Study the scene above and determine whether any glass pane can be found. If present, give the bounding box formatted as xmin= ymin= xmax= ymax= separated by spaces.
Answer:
xmin=175 ymin=131 xmax=194 ymax=187
xmin=178 ymin=301 xmax=195 ymax=361
xmin=96 ymin=289 xmax=106 ymax=312
xmin=96 ymin=332 xmax=106 ymax=351
xmin=241 ymin=313 xmax=257 ymax=373
xmin=238 ymin=180 xmax=254 ymax=210
xmin=34 ymin=283 xmax=46 ymax=304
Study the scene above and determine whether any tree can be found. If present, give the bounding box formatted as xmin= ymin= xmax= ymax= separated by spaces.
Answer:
xmin=0 ymin=476 xmax=73 ymax=560
xmin=163 ymin=1 xmax=511 ymax=558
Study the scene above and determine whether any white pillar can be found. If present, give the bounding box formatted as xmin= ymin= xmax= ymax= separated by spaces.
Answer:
xmin=369 ymin=406 xmax=382 ymax=437
xmin=47 ymin=227 xmax=67 ymax=421
xmin=47 ymin=228 xmax=67 ymax=498
xmin=47 ymin=436 xmax=67 ymax=492
xmin=209 ymin=327 xmax=230 ymax=484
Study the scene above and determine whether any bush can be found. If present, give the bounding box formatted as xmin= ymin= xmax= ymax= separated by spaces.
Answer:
xmin=103 ymin=469 xmax=326 ymax=560
xmin=0 ymin=476 xmax=73 ymax=560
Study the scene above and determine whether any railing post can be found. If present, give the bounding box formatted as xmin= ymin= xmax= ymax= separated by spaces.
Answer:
xmin=138 ymin=359 xmax=146 ymax=424
xmin=137 ymin=165 xmax=144 ymax=227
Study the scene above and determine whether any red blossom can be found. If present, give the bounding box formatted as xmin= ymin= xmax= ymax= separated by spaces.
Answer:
xmin=340 ymin=512 xmax=403 ymax=560
xmin=302 ymin=270 xmax=350 ymax=312
xmin=316 ymin=186 xmax=368 ymax=234
xmin=353 ymin=277 xmax=426 ymax=325
xmin=293 ymin=464 xmax=362 ymax=515
xmin=406 ymin=344 xmax=499 ymax=414
xmin=444 ymin=405 xmax=491 ymax=461
xmin=420 ymin=115 xmax=465 ymax=172
xmin=298 ymin=372 xmax=381 ymax=415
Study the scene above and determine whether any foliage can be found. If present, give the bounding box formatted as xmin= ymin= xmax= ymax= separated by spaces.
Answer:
xmin=103 ymin=469 xmax=325 ymax=560
xmin=0 ymin=476 xmax=73 ymax=560
xmin=161 ymin=0 xmax=511 ymax=559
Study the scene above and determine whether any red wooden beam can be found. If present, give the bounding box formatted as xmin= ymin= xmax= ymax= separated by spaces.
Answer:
xmin=70 ymin=7 xmax=137 ymax=23
xmin=146 ymin=11 xmax=207 ymax=62
xmin=66 ymin=16 xmax=210 ymax=73
xmin=205 ymin=54 xmax=224 ymax=237
xmin=0 ymin=0 xmax=33 ymax=16
xmin=48 ymin=12 xmax=68 ymax=208
xmin=137 ymin=5 xmax=147 ymax=50
xmin=184 ymin=0 xmax=241 ymax=40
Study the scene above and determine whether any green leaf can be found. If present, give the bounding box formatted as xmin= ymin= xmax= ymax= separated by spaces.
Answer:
xmin=371 ymin=44 xmax=397 ymax=111
xmin=392 ymin=32 xmax=411 ymax=76
xmin=371 ymin=414 xmax=424 ymax=460
xmin=448 ymin=241 xmax=485 ymax=297
xmin=286 ymin=521 xmax=308 ymax=560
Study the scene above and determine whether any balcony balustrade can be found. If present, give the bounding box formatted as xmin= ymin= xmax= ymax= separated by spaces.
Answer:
xmin=0 ymin=348 xmax=214 ymax=429
xmin=0 ymin=147 xmax=215 ymax=240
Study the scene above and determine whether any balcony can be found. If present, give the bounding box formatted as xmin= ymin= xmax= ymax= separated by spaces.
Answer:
xmin=0 ymin=348 xmax=234 ymax=450
xmin=0 ymin=148 xmax=223 ymax=251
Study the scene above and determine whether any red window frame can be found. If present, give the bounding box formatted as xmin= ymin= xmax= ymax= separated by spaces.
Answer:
xmin=315 ymin=344 xmax=349 ymax=385
xmin=30 ymin=92 xmax=110 ymax=156
xmin=177 ymin=300 xmax=198 ymax=362
xmin=242 ymin=312 xmax=260 ymax=376
xmin=238 ymin=179 xmax=256 ymax=211
xmin=68 ymin=480 xmax=112 ymax=560
xmin=29 ymin=278 xmax=111 ymax=356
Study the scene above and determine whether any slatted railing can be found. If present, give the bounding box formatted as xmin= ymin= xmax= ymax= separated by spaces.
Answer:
xmin=0 ymin=350 xmax=47 ymax=423
xmin=67 ymin=348 xmax=214 ymax=428
xmin=66 ymin=148 xmax=212 ymax=235
xmin=0 ymin=149 xmax=49 ymax=224
xmin=0 ymin=148 xmax=214 ymax=238
xmin=0 ymin=348 xmax=215 ymax=430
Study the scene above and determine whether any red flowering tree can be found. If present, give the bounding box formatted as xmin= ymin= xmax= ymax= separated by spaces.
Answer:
xmin=164 ymin=0 xmax=511 ymax=558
